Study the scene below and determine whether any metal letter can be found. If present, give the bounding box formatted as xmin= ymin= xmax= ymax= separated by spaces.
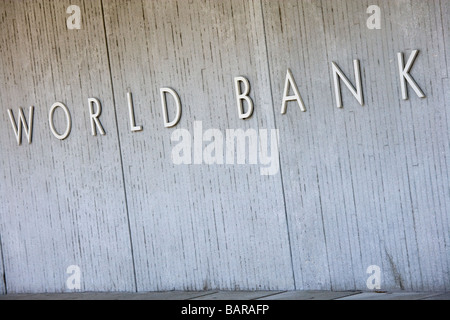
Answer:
xmin=397 ymin=50 xmax=426 ymax=100
xmin=234 ymin=76 xmax=254 ymax=120
xmin=332 ymin=60 xmax=364 ymax=108
xmin=127 ymin=92 xmax=143 ymax=132
xmin=88 ymin=98 xmax=105 ymax=136
xmin=7 ymin=106 xmax=34 ymax=146
xmin=49 ymin=102 xmax=72 ymax=140
xmin=281 ymin=69 xmax=307 ymax=114
xmin=160 ymin=87 xmax=182 ymax=128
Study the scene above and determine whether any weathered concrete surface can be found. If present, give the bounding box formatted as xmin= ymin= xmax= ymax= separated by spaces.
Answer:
xmin=0 ymin=291 xmax=218 ymax=300
xmin=0 ymin=0 xmax=449 ymax=294
xmin=102 ymin=0 xmax=294 ymax=292
xmin=262 ymin=0 xmax=450 ymax=292
xmin=190 ymin=291 xmax=283 ymax=300
xmin=0 ymin=0 xmax=135 ymax=293
xmin=257 ymin=291 xmax=359 ymax=300
xmin=422 ymin=292 xmax=450 ymax=300
xmin=337 ymin=292 xmax=447 ymax=300
xmin=0 ymin=238 xmax=4 ymax=295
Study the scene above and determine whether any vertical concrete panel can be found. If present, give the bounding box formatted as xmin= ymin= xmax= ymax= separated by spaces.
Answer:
xmin=0 ymin=239 xmax=5 ymax=294
xmin=0 ymin=0 xmax=448 ymax=293
xmin=103 ymin=0 xmax=294 ymax=291
xmin=0 ymin=0 xmax=135 ymax=293
xmin=262 ymin=0 xmax=449 ymax=291
xmin=438 ymin=0 xmax=450 ymax=292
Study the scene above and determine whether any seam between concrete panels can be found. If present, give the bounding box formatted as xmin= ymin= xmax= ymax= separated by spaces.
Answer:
xmin=0 ymin=233 xmax=7 ymax=294
xmin=259 ymin=0 xmax=297 ymax=290
xmin=99 ymin=0 xmax=138 ymax=293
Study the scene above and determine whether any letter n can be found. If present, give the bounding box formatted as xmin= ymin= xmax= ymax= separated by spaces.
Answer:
xmin=332 ymin=60 xmax=364 ymax=108
xmin=7 ymin=106 xmax=34 ymax=146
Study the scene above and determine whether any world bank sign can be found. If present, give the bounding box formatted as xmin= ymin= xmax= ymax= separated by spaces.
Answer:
xmin=0 ymin=0 xmax=448 ymax=295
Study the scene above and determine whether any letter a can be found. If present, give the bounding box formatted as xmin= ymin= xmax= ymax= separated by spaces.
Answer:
xmin=66 ymin=5 xmax=81 ymax=30
xmin=367 ymin=5 xmax=381 ymax=30
xmin=281 ymin=69 xmax=307 ymax=114
xmin=66 ymin=265 xmax=81 ymax=290
xmin=366 ymin=265 xmax=381 ymax=290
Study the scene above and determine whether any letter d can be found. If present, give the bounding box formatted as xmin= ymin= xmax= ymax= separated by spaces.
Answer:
xmin=160 ymin=88 xmax=182 ymax=128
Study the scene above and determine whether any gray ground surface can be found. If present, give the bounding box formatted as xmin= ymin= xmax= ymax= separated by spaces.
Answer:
xmin=0 ymin=291 xmax=447 ymax=300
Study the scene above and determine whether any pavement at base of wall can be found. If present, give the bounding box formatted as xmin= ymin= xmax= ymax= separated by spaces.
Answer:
xmin=0 ymin=291 xmax=448 ymax=300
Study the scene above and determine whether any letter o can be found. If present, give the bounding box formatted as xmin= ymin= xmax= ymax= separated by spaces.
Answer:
xmin=49 ymin=102 xmax=72 ymax=140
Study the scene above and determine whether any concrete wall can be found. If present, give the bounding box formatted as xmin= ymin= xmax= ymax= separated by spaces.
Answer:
xmin=0 ymin=0 xmax=448 ymax=293
xmin=264 ymin=0 xmax=450 ymax=291
xmin=0 ymin=238 xmax=4 ymax=294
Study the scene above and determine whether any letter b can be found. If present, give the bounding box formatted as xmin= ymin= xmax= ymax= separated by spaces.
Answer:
xmin=226 ymin=305 xmax=233 ymax=315
xmin=234 ymin=76 xmax=254 ymax=120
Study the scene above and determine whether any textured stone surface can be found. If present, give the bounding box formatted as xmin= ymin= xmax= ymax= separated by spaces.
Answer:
xmin=257 ymin=291 xmax=360 ymax=300
xmin=337 ymin=292 xmax=446 ymax=300
xmin=0 ymin=0 xmax=448 ymax=293
xmin=191 ymin=291 xmax=283 ymax=300
xmin=0 ymin=290 xmax=447 ymax=300
xmin=0 ymin=0 xmax=135 ymax=293
xmin=0 ymin=291 xmax=217 ymax=300
xmin=0 ymin=238 xmax=4 ymax=295
xmin=102 ymin=0 xmax=294 ymax=292
xmin=262 ymin=0 xmax=449 ymax=292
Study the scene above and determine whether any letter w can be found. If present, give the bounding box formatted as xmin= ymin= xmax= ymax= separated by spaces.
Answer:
xmin=7 ymin=106 xmax=34 ymax=145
